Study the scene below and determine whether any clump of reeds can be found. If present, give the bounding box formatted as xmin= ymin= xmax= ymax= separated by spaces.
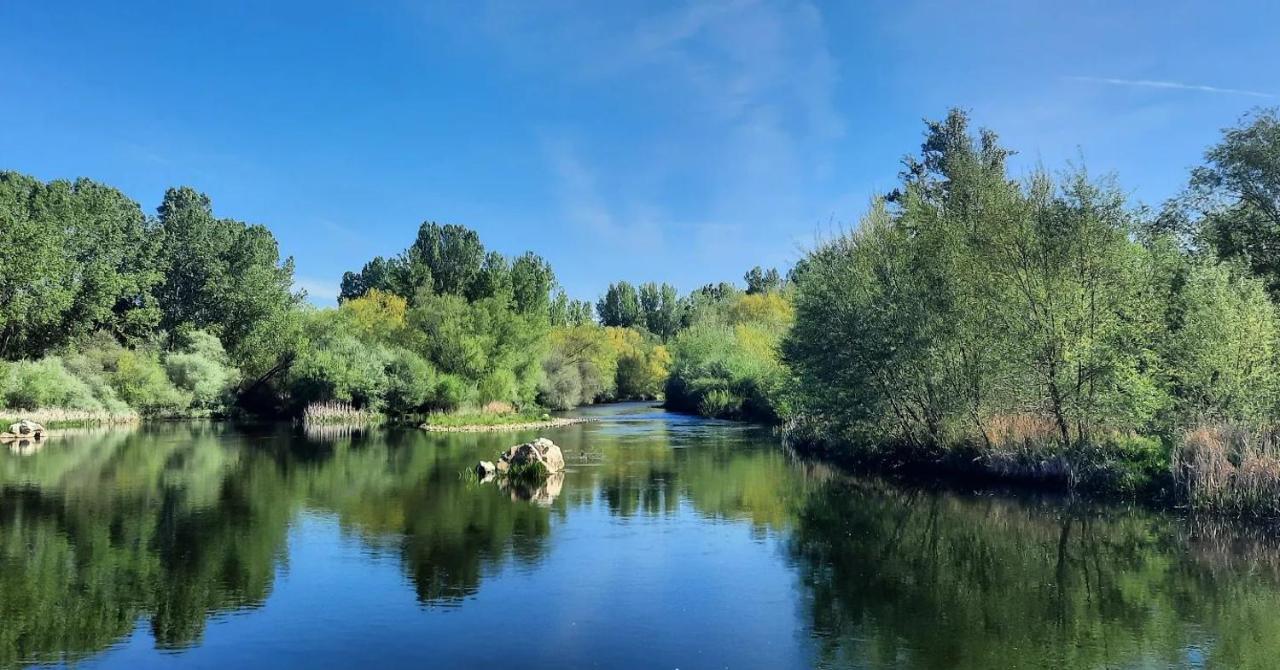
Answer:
xmin=978 ymin=413 xmax=1073 ymax=483
xmin=1174 ymin=423 xmax=1280 ymax=515
xmin=301 ymin=400 xmax=383 ymax=426
xmin=481 ymin=401 xmax=515 ymax=415
xmin=0 ymin=407 xmax=139 ymax=428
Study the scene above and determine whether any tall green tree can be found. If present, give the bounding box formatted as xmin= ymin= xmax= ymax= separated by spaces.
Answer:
xmin=510 ymin=252 xmax=555 ymax=317
xmin=153 ymin=187 xmax=299 ymax=367
xmin=1181 ymin=108 xmax=1280 ymax=294
xmin=639 ymin=282 xmax=681 ymax=341
xmin=597 ymin=281 xmax=641 ymax=327
xmin=0 ymin=173 xmax=159 ymax=359
xmin=743 ymin=266 xmax=782 ymax=294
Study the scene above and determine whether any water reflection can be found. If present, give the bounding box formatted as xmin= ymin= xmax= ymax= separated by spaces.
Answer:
xmin=3 ymin=406 xmax=1280 ymax=668
xmin=790 ymin=478 xmax=1280 ymax=669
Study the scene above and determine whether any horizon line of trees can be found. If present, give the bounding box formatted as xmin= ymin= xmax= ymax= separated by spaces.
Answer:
xmin=5 ymin=103 xmax=1280 ymax=493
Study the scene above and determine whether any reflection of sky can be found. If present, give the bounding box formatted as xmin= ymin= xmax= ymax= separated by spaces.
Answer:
xmin=96 ymin=506 xmax=813 ymax=669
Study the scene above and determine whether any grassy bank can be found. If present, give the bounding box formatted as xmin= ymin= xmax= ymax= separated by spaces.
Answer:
xmin=0 ymin=407 xmax=140 ymax=429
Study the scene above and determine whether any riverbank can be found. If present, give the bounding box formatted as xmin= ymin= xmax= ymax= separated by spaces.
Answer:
xmin=784 ymin=419 xmax=1280 ymax=518
xmin=0 ymin=408 xmax=140 ymax=429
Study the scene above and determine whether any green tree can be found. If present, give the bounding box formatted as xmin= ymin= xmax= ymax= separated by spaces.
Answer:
xmin=1183 ymin=108 xmax=1280 ymax=294
xmin=743 ymin=266 xmax=782 ymax=294
xmin=597 ymin=281 xmax=641 ymax=327
xmin=639 ymin=282 xmax=681 ymax=341
xmin=510 ymin=252 xmax=555 ymax=317
xmin=152 ymin=187 xmax=299 ymax=365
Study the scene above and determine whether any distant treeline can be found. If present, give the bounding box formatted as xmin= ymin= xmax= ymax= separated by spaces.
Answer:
xmin=0 ymin=173 xmax=787 ymax=422
xmin=5 ymin=106 xmax=1280 ymax=511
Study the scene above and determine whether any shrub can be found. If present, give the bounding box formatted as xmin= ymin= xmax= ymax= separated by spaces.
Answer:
xmin=1 ymin=357 xmax=103 ymax=410
xmin=164 ymin=330 xmax=237 ymax=410
xmin=383 ymin=348 xmax=438 ymax=415
xmin=538 ymin=351 xmax=585 ymax=410
xmin=288 ymin=333 xmax=390 ymax=409
xmin=433 ymin=374 xmax=471 ymax=412
xmin=111 ymin=350 xmax=190 ymax=413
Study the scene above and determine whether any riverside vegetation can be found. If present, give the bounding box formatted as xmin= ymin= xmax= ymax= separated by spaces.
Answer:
xmin=4 ymin=107 xmax=1280 ymax=512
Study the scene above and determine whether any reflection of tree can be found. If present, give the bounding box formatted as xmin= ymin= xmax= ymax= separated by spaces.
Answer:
xmin=0 ymin=425 xmax=292 ymax=665
xmin=294 ymin=429 xmax=559 ymax=606
xmin=788 ymin=479 xmax=1280 ymax=669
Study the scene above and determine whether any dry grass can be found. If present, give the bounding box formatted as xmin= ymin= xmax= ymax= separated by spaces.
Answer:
xmin=0 ymin=407 xmax=139 ymax=428
xmin=301 ymin=401 xmax=383 ymax=426
xmin=977 ymin=414 xmax=1073 ymax=483
xmin=481 ymin=401 xmax=515 ymax=415
xmin=1174 ymin=424 xmax=1280 ymax=515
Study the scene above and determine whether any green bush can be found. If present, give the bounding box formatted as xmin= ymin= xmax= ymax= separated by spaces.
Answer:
xmin=1 ymin=357 xmax=103 ymax=410
xmin=287 ymin=333 xmax=391 ymax=409
xmin=666 ymin=322 xmax=787 ymax=422
xmin=537 ymin=352 xmax=584 ymax=410
xmin=111 ymin=350 xmax=190 ymax=413
xmin=384 ymin=349 xmax=438 ymax=415
xmin=164 ymin=330 xmax=237 ymax=410
xmin=433 ymin=374 xmax=471 ymax=412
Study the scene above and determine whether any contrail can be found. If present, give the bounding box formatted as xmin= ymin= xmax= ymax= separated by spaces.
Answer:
xmin=1067 ymin=76 xmax=1276 ymax=99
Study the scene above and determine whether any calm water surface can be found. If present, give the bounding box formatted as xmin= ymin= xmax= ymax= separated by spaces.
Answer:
xmin=3 ymin=403 xmax=1280 ymax=668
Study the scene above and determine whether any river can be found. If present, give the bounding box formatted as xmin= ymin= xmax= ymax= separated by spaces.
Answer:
xmin=2 ymin=403 xmax=1279 ymax=668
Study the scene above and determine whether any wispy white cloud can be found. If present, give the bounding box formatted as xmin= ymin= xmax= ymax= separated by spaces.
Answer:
xmin=1067 ymin=76 xmax=1276 ymax=99
xmin=482 ymin=0 xmax=842 ymax=284
xmin=542 ymin=137 xmax=665 ymax=252
xmin=294 ymin=276 xmax=337 ymax=306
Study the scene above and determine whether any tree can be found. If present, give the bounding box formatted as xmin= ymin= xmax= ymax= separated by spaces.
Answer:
xmin=153 ymin=187 xmax=299 ymax=359
xmin=0 ymin=173 xmax=160 ymax=359
xmin=597 ymin=281 xmax=641 ymax=327
xmin=549 ymin=290 xmax=594 ymax=327
xmin=639 ymin=282 xmax=681 ymax=341
xmin=339 ymin=256 xmax=412 ymax=302
xmin=744 ymin=266 xmax=782 ymax=294
xmin=510 ymin=252 xmax=555 ymax=317
xmin=407 ymin=222 xmax=485 ymax=297
xmin=1182 ymin=108 xmax=1280 ymax=295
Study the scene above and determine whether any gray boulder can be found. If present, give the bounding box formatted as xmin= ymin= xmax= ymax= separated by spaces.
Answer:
xmin=8 ymin=420 xmax=45 ymax=438
xmin=499 ymin=437 xmax=565 ymax=474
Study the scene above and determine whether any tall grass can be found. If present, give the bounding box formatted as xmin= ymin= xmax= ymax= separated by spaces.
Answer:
xmin=301 ymin=401 xmax=384 ymax=426
xmin=1175 ymin=424 xmax=1280 ymax=515
xmin=0 ymin=407 xmax=139 ymax=429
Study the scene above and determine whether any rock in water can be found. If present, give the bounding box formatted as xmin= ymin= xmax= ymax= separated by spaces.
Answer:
xmin=476 ymin=461 xmax=497 ymax=479
xmin=499 ymin=437 xmax=565 ymax=474
xmin=533 ymin=438 xmax=565 ymax=473
xmin=8 ymin=420 xmax=45 ymax=438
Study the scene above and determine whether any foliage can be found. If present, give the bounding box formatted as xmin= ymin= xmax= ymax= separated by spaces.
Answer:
xmin=0 ymin=172 xmax=160 ymax=359
xmin=163 ymin=330 xmax=237 ymax=410
xmin=1178 ymin=108 xmax=1280 ymax=295
xmin=666 ymin=289 xmax=792 ymax=422
xmin=638 ymin=282 xmax=681 ymax=341
xmin=338 ymin=288 xmax=408 ymax=343
xmin=597 ymin=281 xmax=641 ymax=328
xmin=1 ymin=357 xmax=103 ymax=411
xmin=744 ymin=266 xmax=782 ymax=294
xmin=153 ymin=187 xmax=299 ymax=365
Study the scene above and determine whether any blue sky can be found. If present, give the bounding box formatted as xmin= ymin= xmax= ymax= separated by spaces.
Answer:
xmin=3 ymin=1 xmax=1278 ymax=305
